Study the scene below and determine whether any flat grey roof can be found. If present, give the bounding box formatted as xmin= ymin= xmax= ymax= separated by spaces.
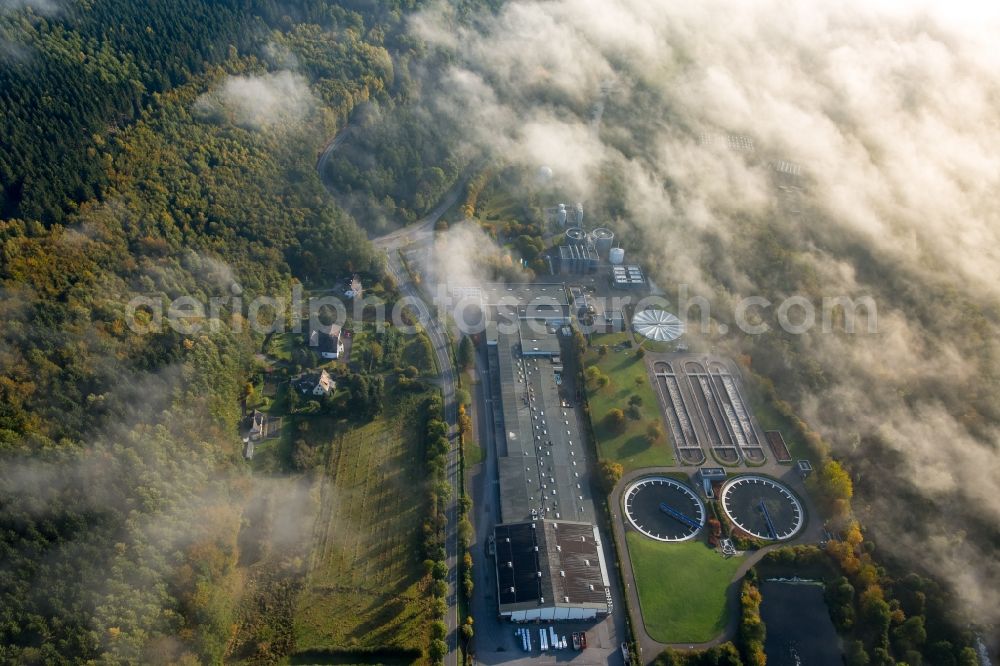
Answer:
xmin=494 ymin=322 xmax=595 ymax=524
xmin=518 ymin=319 xmax=561 ymax=356
xmin=480 ymin=282 xmax=570 ymax=307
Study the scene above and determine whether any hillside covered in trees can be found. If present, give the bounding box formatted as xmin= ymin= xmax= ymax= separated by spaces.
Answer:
xmin=0 ymin=1 xmax=437 ymax=662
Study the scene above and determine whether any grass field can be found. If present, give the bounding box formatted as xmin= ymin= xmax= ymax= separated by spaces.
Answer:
xmin=741 ymin=374 xmax=811 ymax=462
xmin=293 ymin=393 xmax=432 ymax=655
xmin=626 ymin=533 xmax=745 ymax=643
xmin=477 ymin=187 xmax=519 ymax=222
xmin=464 ymin=438 xmax=484 ymax=466
xmin=265 ymin=331 xmax=298 ymax=362
xmin=403 ymin=329 xmax=439 ymax=377
xmin=584 ymin=332 xmax=674 ymax=471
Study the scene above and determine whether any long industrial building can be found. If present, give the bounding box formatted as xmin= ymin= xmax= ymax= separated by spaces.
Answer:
xmin=478 ymin=283 xmax=613 ymax=621
xmin=494 ymin=520 xmax=612 ymax=621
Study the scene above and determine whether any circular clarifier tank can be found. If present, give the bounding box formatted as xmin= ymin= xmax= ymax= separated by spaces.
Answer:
xmin=720 ymin=475 xmax=804 ymax=541
xmin=624 ymin=476 xmax=705 ymax=542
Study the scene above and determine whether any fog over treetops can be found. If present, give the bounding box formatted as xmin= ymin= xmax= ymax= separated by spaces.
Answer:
xmin=413 ymin=0 xmax=1000 ymax=629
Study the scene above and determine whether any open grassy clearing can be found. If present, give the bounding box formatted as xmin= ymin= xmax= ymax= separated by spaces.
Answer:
xmin=584 ymin=332 xmax=674 ymax=471
xmin=477 ymin=187 xmax=520 ymax=223
xmin=248 ymin=416 xmax=294 ymax=474
xmin=741 ymin=374 xmax=811 ymax=462
xmin=293 ymin=392 xmax=432 ymax=656
xmin=265 ymin=331 xmax=298 ymax=362
xmin=403 ymin=329 xmax=438 ymax=377
xmin=626 ymin=533 xmax=744 ymax=644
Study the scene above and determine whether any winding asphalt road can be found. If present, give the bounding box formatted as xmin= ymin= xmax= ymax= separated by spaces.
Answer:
xmin=318 ymin=132 xmax=466 ymax=666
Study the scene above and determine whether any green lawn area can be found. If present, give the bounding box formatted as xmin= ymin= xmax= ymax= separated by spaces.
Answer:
xmin=626 ymin=533 xmax=745 ymax=643
xmin=477 ymin=187 xmax=519 ymax=222
xmin=293 ymin=392 xmax=433 ymax=656
xmin=265 ymin=331 xmax=298 ymax=362
xmin=741 ymin=373 xmax=810 ymax=463
xmin=464 ymin=438 xmax=484 ymax=466
xmin=584 ymin=332 xmax=674 ymax=471
xmin=403 ymin=329 xmax=439 ymax=377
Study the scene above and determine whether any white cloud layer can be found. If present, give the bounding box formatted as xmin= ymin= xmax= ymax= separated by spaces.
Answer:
xmin=196 ymin=70 xmax=315 ymax=131
xmin=412 ymin=0 xmax=1000 ymax=628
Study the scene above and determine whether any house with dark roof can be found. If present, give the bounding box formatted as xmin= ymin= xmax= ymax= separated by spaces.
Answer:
xmin=292 ymin=368 xmax=336 ymax=396
xmin=309 ymin=324 xmax=344 ymax=360
xmin=245 ymin=409 xmax=281 ymax=445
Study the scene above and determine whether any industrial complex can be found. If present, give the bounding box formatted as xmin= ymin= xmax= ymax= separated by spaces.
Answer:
xmin=460 ymin=199 xmax=818 ymax=664
xmin=477 ymin=282 xmax=613 ymax=622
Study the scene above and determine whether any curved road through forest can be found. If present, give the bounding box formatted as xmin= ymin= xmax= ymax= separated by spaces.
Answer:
xmin=318 ymin=133 xmax=465 ymax=666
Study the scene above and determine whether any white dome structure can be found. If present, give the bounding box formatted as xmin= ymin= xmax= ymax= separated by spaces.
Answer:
xmin=632 ymin=309 xmax=685 ymax=342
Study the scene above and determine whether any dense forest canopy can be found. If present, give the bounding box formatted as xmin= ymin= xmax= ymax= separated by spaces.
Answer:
xmin=0 ymin=0 xmax=418 ymax=223
xmin=0 ymin=0 xmax=433 ymax=662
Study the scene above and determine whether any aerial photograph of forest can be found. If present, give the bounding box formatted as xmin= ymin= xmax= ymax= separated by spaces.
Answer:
xmin=1 ymin=1 xmax=997 ymax=665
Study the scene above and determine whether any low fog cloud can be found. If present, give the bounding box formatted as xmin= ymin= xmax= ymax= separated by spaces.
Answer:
xmin=425 ymin=221 xmax=530 ymax=289
xmin=0 ymin=0 xmax=61 ymax=14
xmin=196 ymin=70 xmax=315 ymax=131
xmin=413 ymin=0 xmax=1000 ymax=627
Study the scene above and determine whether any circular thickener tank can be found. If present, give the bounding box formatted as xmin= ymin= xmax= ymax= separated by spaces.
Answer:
xmin=565 ymin=227 xmax=587 ymax=245
xmin=609 ymin=247 xmax=625 ymax=265
xmin=592 ymin=227 xmax=614 ymax=258
xmin=720 ymin=476 xmax=804 ymax=541
xmin=623 ymin=476 xmax=705 ymax=542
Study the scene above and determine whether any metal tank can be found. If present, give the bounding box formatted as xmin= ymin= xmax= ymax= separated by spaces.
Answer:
xmin=591 ymin=227 xmax=614 ymax=259
xmin=565 ymin=226 xmax=587 ymax=245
